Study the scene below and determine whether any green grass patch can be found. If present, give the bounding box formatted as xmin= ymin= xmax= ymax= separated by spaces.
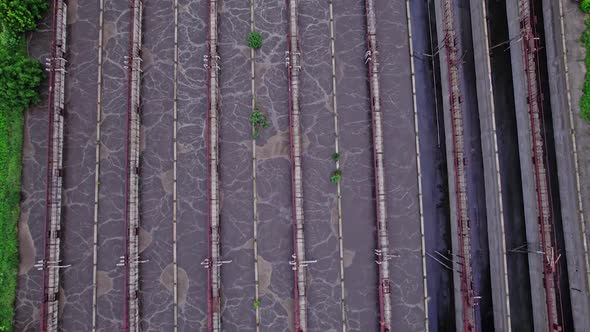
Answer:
xmin=0 ymin=108 xmax=23 ymax=332
xmin=581 ymin=19 xmax=590 ymax=123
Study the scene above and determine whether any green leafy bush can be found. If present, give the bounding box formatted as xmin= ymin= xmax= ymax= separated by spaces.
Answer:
xmin=250 ymin=108 xmax=269 ymax=139
xmin=330 ymin=169 xmax=342 ymax=184
xmin=582 ymin=0 xmax=590 ymax=14
xmin=247 ymin=31 xmax=263 ymax=49
xmin=0 ymin=51 xmax=43 ymax=112
xmin=0 ymin=0 xmax=48 ymax=32
xmin=331 ymin=152 xmax=340 ymax=161
xmin=0 ymin=29 xmax=22 ymax=51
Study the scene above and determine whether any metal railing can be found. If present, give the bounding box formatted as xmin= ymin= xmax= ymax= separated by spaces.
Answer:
xmin=40 ymin=1 xmax=67 ymax=331
xmin=285 ymin=0 xmax=308 ymax=330
xmin=440 ymin=1 xmax=475 ymax=331
xmin=518 ymin=1 xmax=563 ymax=330
xmin=122 ymin=1 xmax=143 ymax=330
xmin=363 ymin=0 xmax=392 ymax=330
xmin=205 ymin=0 xmax=223 ymax=330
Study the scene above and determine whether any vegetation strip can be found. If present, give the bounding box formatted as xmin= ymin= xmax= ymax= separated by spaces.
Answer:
xmin=581 ymin=1 xmax=590 ymax=122
xmin=0 ymin=0 xmax=47 ymax=329
xmin=565 ymin=0 xmax=590 ymax=299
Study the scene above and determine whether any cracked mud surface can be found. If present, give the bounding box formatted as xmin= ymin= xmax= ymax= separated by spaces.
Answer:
xmin=17 ymin=1 xmax=426 ymax=331
xmin=333 ymin=0 xmax=379 ymax=330
xmin=59 ymin=0 xmax=99 ymax=331
xmin=139 ymin=0 xmax=175 ymax=330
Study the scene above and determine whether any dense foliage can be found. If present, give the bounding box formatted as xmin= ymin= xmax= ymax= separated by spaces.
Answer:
xmin=582 ymin=0 xmax=590 ymax=14
xmin=0 ymin=0 xmax=48 ymax=32
xmin=247 ymin=31 xmax=263 ymax=49
xmin=0 ymin=1 xmax=46 ymax=329
xmin=582 ymin=19 xmax=590 ymax=123
xmin=0 ymin=51 xmax=43 ymax=111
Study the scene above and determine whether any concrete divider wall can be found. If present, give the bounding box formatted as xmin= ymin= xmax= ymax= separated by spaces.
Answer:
xmin=468 ymin=1 xmax=512 ymax=330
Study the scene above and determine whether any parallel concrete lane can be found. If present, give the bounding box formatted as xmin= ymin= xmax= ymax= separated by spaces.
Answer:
xmin=333 ymin=0 xmax=379 ymax=330
xmin=374 ymin=1 xmax=426 ymax=331
xmin=95 ymin=0 xmax=130 ymax=329
xmin=299 ymin=0 xmax=342 ymax=330
xmin=254 ymin=0 xmax=294 ymax=330
xmin=176 ymin=0 xmax=209 ymax=329
xmin=553 ymin=1 xmax=590 ymax=330
xmin=408 ymin=1 xmax=455 ymax=330
xmin=60 ymin=0 xmax=100 ymax=330
xmin=15 ymin=11 xmax=52 ymax=332
xmin=139 ymin=0 xmax=175 ymax=330
xmin=468 ymin=0 xmax=511 ymax=330
xmin=218 ymin=0 xmax=256 ymax=329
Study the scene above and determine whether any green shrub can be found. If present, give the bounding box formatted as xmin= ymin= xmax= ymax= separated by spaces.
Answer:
xmin=0 ymin=0 xmax=48 ymax=32
xmin=247 ymin=31 xmax=263 ymax=49
xmin=330 ymin=169 xmax=342 ymax=184
xmin=253 ymin=299 xmax=260 ymax=309
xmin=582 ymin=0 xmax=590 ymax=14
xmin=250 ymin=108 xmax=269 ymax=139
xmin=331 ymin=152 xmax=340 ymax=161
xmin=0 ymin=51 xmax=44 ymax=112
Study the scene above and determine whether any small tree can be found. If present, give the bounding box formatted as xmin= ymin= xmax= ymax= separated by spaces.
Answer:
xmin=248 ymin=31 xmax=263 ymax=49
xmin=0 ymin=0 xmax=48 ymax=33
xmin=250 ymin=108 xmax=269 ymax=139
xmin=582 ymin=0 xmax=590 ymax=13
xmin=330 ymin=169 xmax=342 ymax=184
